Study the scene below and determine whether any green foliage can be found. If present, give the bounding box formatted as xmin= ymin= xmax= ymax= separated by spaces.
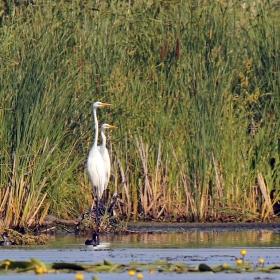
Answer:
xmin=0 ymin=0 xmax=279 ymax=227
xmin=0 ymin=256 xmax=279 ymax=274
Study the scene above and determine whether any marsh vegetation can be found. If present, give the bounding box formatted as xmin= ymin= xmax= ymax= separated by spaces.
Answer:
xmin=0 ymin=0 xmax=280 ymax=229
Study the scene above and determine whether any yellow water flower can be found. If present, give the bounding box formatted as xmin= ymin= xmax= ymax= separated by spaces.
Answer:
xmin=75 ymin=274 xmax=84 ymax=280
xmin=236 ymin=259 xmax=243 ymax=265
xmin=149 ymin=269 xmax=156 ymax=274
xmin=4 ymin=261 xmax=10 ymax=271
xmin=137 ymin=273 xmax=144 ymax=279
xmin=240 ymin=250 xmax=247 ymax=256
xmin=35 ymin=266 xmax=46 ymax=274
xmin=128 ymin=270 xmax=136 ymax=276
xmin=259 ymin=258 xmax=265 ymax=264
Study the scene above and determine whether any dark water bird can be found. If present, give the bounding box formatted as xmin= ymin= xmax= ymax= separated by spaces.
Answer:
xmin=85 ymin=232 xmax=100 ymax=246
xmin=0 ymin=232 xmax=10 ymax=246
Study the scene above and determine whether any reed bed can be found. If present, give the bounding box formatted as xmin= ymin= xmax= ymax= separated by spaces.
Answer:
xmin=0 ymin=0 xmax=279 ymax=229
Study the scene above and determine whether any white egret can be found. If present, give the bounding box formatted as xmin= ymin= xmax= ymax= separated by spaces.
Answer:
xmin=86 ymin=101 xmax=111 ymax=222
xmin=98 ymin=124 xmax=117 ymax=191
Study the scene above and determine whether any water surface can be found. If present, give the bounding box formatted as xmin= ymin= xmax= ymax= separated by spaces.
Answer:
xmin=47 ymin=228 xmax=280 ymax=249
xmin=1 ymin=227 xmax=280 ymax=280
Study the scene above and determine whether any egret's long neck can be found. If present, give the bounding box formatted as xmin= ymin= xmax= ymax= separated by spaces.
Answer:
xmin=100 ymin=128 xmax=106 ymax=149
xmin=93 ymin=107 xmax=98 ymax=148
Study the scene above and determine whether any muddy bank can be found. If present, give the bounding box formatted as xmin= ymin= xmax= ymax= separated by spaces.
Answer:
xmin=3 ymin=220 xmax=280 ymax=244
xmin=33 ymin=213 xmax=280 ymax=235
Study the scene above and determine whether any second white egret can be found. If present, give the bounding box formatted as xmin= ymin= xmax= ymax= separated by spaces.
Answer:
xmin=98 ymin=124 xmax=117 ymax=190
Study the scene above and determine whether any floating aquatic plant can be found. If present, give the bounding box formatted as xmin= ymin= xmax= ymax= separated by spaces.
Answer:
xmin=236 ymin=259 xmax=243 ymax=265
xmin=75 ymin=274 xmax=84 ymax=280
xmin=128 ymin=269 xmax=136 ymax=276
xmin=0 ymin=257 xmax=280 ymax=275
xmin=240 ymin=249 xmax=247 ymax=261
xmin=259 ymin=258 xmax=265 ymax=266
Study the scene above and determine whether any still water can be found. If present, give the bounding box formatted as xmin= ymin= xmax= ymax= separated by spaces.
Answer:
xmin=51 ymin=228 xmax=280 ymax=249
xmin=1 ymin=228 xmax=280 ymax=280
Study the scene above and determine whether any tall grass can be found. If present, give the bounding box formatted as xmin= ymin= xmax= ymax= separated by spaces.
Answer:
xmin=0 ymin=0 xmax=279 ymax=228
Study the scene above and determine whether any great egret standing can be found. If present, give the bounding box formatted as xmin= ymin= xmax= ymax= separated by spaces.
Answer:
xmin=87 ymin=101 xmax=111 ymax=223
xmin=98 ymin=124 xmax=117 ymax=191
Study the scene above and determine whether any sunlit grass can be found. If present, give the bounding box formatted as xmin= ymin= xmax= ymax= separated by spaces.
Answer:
xmin=0 ymin=0 xmax=279 ymax=227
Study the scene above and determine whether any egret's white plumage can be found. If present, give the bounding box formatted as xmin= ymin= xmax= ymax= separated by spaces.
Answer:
xmin=86 ymin=102 xmax=111 ymax=207
xmin=98 ymin=124 xmax=117 ymax=190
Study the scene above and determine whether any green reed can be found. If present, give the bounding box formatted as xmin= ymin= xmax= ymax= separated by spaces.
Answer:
xmin=0 ymin=0 xmax=279 ymax=228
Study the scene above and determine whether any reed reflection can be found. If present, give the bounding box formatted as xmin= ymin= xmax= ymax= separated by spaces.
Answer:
xmin=105 ymin=230 xmax=280 ymax=248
